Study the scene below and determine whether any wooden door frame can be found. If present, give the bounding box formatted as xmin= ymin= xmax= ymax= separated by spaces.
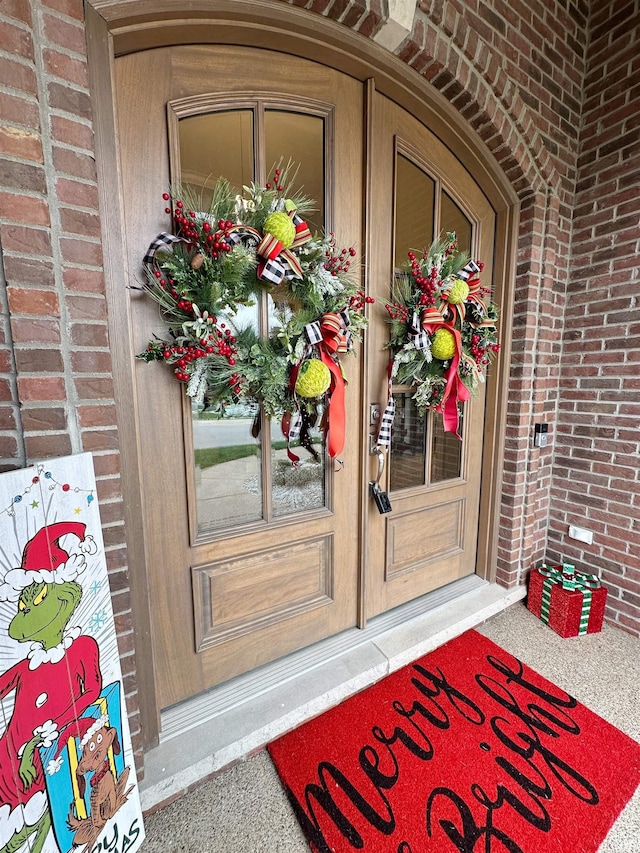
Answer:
xmin=85 ymin=0 xmax=518 ymax=750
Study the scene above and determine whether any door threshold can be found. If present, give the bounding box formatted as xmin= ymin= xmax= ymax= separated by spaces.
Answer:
xmin=140 ymin=578 xmax=526 ymax=812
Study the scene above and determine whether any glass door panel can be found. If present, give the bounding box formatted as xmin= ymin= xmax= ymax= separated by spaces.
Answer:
xmin=389 ymin=391 xmax=427 ymax=491
xmin=390 ymin=157 xmax=471 ymax=493
xmin=178 ymin=104 xmax=330 ymax=533
xmin=430 ymin=409 xmax=463 ymax=482
xmin=394 ymin=153 xmax=435 ymax=267
xmin=264 ymin=111 xmax=325 ymax=235
xmin=440 ymin=190 xmax=471 ymax=254
xmin=178 ymin=110 xmax=254 ymax=205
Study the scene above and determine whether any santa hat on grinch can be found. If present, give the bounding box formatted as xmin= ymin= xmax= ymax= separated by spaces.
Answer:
xmin=0 ymin=521 xmax=97 ymax=603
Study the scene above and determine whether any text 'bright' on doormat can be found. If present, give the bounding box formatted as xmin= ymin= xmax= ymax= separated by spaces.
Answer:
xmin=268 ymin=630 xmax=640 ymax=853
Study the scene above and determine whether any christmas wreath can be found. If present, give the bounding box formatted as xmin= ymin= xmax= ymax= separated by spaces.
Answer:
xmin=137 ymin=164 xmax=372 ymax=462
xmin=379 ymin=232 xmax=499 ymax=443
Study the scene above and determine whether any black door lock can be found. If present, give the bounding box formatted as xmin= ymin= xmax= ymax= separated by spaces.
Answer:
xmin=370 ymin=480 xmax=392 ymax=514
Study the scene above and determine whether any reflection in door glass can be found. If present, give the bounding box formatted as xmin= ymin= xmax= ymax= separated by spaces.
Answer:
xmin=271 ymin=408 xmax=326 ymax=517
xmin=390 ymin=392 xmax=427 ymax=491
xmin=264 ymin=111 xmax=325 ymax=236
xmin=192 ymin=303 xmax=263 ymax=532
xmin=178 ymin=110 xmax=254 ymax=206
xmin=440 ymin=191 xmax=471 ymax=255
xmin=193 ymin=399 xmax=262 ymax=530
xmin=431 ymin=407 xmax=464 ymax=482
xmin=394 ymin=154 xmax=435 ymax=269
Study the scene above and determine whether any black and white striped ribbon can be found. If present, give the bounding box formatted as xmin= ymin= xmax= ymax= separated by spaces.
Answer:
xmin=304 ymin=321 xmax=323 ymax=345
xmin=340 ymin=308 xmax=353 ymax=350
xmin=377 ymin=393 xmax=395 ymax=448
xmin=408 ymin=311 xmax=429 ymax=350
xmin=288 ymin=409 xmax=303 ymax=440
xmin=143 ymin=232 xmax=183 ymax=265
xmin=260 ymin=257 xmax=286 ymax=285
xmin=456 ymin=259 xmax=480 ymax=281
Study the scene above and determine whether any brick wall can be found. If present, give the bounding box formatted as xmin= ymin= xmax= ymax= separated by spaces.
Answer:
xmin=549 ymin=1 xmax=640 ymax=637
xmin=0 ymin=0 xmax=142 ymax=754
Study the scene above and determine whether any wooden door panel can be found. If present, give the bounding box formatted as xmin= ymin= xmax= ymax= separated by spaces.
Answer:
xmin=365 ymin=92 xmax=495 ymax=619
xmin=385 ymin=498 xmax=465 ymax=579
xmin=115 ymin=46 xmax=363 ymax=708
xmin=192 ymin=533 xmax=334 ymax=651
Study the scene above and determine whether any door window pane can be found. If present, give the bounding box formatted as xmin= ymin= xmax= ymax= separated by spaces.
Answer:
xmin=440 ymin=191 xmax=471 ymax=255
xmin=192 ymin=303 xmax=263 ymax=532
xmin=179 ymin=110 xmax=254 ymax=206
xmin=394 ymin=154 xmax=435 ymax=268
xmin=271 ymin=409 xmax=326 ymax=517
xmin=265 ymin=114 xmax=328 ymax=518
xmin=390 ymin=392 xmax=427 ymax=491
xmin=431 ymin=407 xmax=464 ymax=482
xmin=265 ymin=111 xmax=325 ymax=235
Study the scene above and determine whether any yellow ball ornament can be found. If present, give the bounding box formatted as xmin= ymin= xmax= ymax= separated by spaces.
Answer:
xmin=263 ymin=211 xmax=296 ymax=248
xmin=447 ymin=279 xmax=470 ymax=304
xmin=295 ymin=359 xmax=331 ymax=398
xmin=431 ymin=328 xmax=457 ymax=360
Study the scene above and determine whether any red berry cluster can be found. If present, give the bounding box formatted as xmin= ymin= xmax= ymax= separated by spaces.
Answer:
xmin=153 ymin=271 xmax=196 ymax=317
xmin=324 ymin=232 xmax=357 ymax=275
xmin=385 ymin=301 xmax=409 ymax=323
xmin=161 ymin=320 xmax=238 ymax=384
xmin=265 ymin=167 xmax=284 ymax=192
xmin=163 ymin=193 xmax=234 ymax=260
xmin=408 ymin=251 xmax=439 ymax=308
xmin=469 ymin=334 xmax=501 ymax=368
xmin=228 ymin=371 xmax=243 ymax=396
xmin=348 ymin=289 xmax=375 ymax=312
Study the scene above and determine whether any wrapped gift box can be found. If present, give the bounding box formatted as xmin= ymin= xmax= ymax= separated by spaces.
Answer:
xmin=527 ymin=563 xmax=607 ymax=638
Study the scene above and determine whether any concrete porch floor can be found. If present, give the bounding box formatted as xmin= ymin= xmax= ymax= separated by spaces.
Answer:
xmin=139 ymin=601 xmax=640 ymax=852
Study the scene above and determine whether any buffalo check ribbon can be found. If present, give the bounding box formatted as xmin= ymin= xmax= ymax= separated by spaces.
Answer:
xmin=538 ymin=562 xmax=601 ymax=635
xmin=256 ymin=212 xmax=312 ymax=286
xmin=143 ymin=232 xmax=185 ymax=265
xmin=377 ymin=361 xmax=395 ymax=449
xmin=408 ymin=311 xmax=430 ymax=350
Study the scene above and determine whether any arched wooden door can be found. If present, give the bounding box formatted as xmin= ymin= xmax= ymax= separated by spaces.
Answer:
xmin=116 ymin=47 xmax=364 ymax=709
xmin=365 ymin=90 xmax=495 ymax=618
xmin=115 ymin=46 xmax=495 ymax=712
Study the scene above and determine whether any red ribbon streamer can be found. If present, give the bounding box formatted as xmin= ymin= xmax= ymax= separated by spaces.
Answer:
xmin=437 ymin=326 xmax=470 ymax=438
xmin=318 ymin=313 xmax=347 ymax=458
xmin=422 ymin=302 xmax=468 ymax=438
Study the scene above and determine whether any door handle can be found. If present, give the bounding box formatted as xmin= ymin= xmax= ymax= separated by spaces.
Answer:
xmin=369 ymin=403 xmax=381 ymax=454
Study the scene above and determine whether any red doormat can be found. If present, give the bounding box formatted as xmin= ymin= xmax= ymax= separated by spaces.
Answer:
xmin=268 ymin=630 xmax=640 ymax=852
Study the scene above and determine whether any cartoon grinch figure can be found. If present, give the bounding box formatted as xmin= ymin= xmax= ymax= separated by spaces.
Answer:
xmin=0 ymin=522 xmax=102 ymax=853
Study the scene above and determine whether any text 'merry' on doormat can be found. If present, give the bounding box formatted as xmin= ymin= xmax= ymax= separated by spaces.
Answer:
xmin=268 ymin=630 xmax=640 ymax=853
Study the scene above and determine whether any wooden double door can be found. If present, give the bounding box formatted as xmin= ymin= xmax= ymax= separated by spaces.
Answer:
xmin=115 ymin=45 xmax=495 ymax=711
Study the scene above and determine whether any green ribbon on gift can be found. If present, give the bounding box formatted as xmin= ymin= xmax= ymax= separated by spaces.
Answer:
xmin=538 ymin=563 xmax=601 ymax=635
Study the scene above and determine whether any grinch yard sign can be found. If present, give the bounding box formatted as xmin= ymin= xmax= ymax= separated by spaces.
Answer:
xmin=0 ymin=453 xmax=145 ymax=853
